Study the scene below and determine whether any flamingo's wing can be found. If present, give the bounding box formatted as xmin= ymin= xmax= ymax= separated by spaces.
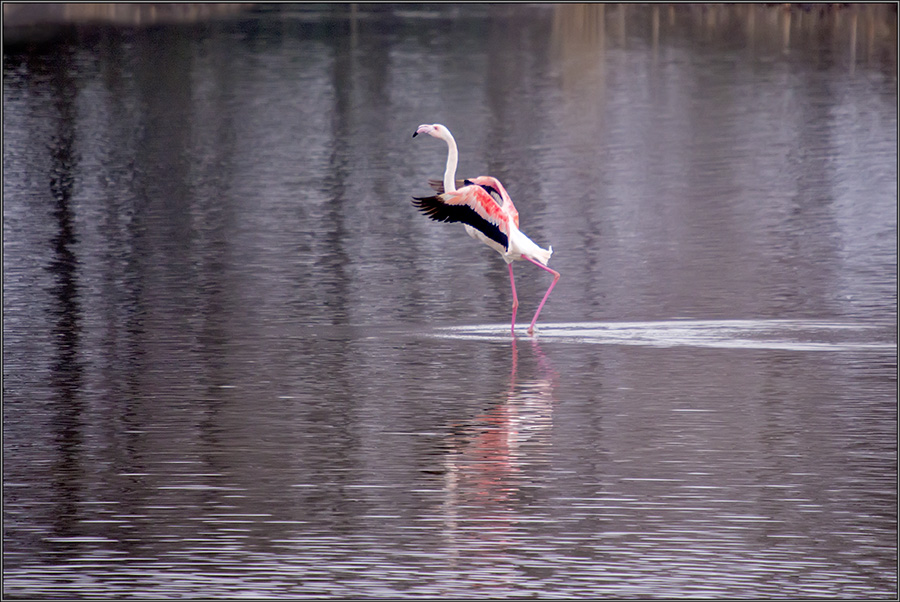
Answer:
xmin=412 ymin=185 xmax=510 ymax=250
xmin=429 ymin=178 xmax=506 ymax=210
xmin=464 ymin=176 xmax=518 ymax=228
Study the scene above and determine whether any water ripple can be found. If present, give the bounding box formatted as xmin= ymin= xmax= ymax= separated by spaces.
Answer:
xmin=438 ymin=319 xmax=896 ymax=352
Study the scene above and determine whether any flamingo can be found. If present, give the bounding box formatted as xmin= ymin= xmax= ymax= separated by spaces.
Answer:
xmin=411 ymin=123 xmax=559 ymax=335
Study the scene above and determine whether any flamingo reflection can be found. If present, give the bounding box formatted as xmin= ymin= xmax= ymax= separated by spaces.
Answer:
xmin=440 ymin=337 xmax=558 ymax=567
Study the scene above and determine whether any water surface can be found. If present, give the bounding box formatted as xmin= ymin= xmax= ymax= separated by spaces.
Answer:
xmin=3 ymin=4 xmax=897 ymax=598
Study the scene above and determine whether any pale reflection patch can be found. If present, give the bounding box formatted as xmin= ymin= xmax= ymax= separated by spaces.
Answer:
xmin=436 ymin=319 xmax=894 ymax=352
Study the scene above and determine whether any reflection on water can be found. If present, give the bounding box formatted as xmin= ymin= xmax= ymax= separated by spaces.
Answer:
xmin=3 ymin=4 xmax=897 ymax=599
xmin=441 ymin=338 xmax=557 ymax=570
xmin=552 ymin=4 xmax=897 ymax=64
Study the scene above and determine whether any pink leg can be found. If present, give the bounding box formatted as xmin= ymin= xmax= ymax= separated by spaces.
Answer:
xmin=508 ymin=263 xmax=518 ymax=335
xmin=524 ymin=257 xmax=560 ymax=335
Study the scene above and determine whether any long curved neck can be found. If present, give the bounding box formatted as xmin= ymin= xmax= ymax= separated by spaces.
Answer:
xmin=442 ymin=131 xmax=458 ymax=193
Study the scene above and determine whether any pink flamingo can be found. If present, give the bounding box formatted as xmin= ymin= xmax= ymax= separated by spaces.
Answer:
xmin=412 ymin=123 xmax=560 ymax=335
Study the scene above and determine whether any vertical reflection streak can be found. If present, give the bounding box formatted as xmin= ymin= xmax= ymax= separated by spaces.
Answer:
xmin=44 ymin=45 xmax=86 ymax=552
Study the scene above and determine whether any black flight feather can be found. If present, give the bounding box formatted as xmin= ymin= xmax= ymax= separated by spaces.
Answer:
xmin=411 ymin=195 xmax=509 ymax=250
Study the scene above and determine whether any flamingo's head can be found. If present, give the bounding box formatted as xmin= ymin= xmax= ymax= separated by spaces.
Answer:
xmin=412 ymin=123 xmax=451 ymax=140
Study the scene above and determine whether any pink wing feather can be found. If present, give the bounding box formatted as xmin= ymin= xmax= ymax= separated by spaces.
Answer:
xmin=412 ymin=181 xmax=516 ymax=251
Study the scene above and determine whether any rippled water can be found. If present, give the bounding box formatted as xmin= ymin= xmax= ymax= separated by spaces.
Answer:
xmin=3 ymin=4 xmax=897 ymax=598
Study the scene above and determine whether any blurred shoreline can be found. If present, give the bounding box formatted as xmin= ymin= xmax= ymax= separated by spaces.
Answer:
xmin=552 ymin=4 xmax=896 ymax=65
xmin=547 ymin=4 xmax=897 ymax=86
xmin=3 ymin=3 xmax=253 ymax=46
xmin=4 ymin=2 xmax=897 ymax=72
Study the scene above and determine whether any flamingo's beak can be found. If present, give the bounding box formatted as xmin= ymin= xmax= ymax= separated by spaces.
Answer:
xmin=412 ymin=131 xmax=418 ymax=138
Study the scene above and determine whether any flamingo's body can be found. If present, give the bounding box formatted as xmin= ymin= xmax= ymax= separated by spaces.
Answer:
xmin=412 ymin=123 xmax=559 ymax=335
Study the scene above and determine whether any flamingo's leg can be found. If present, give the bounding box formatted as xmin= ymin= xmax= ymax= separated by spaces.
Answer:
xmin=509 ymin=263 xmax=518 ymax=335
xmin=524 ymin=257 xmax=560 ymax=335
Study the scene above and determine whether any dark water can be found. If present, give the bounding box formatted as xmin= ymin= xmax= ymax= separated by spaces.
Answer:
xmin=3 ymin=5 xmax=897 ymax=598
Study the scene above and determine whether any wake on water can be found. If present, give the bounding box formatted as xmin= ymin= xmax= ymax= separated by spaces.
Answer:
xmin=434 ymin=319 xmax=896 ymax=352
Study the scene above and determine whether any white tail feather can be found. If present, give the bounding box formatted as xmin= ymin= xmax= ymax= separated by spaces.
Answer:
xmin=509 ymin=229 xmax=552 ymax=265
xmin=530 ymin=244 xmax=553 ymax=266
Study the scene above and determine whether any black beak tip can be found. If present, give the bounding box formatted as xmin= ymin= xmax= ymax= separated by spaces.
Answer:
xmin=412 ymin=131 xmax=418 ymax=138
